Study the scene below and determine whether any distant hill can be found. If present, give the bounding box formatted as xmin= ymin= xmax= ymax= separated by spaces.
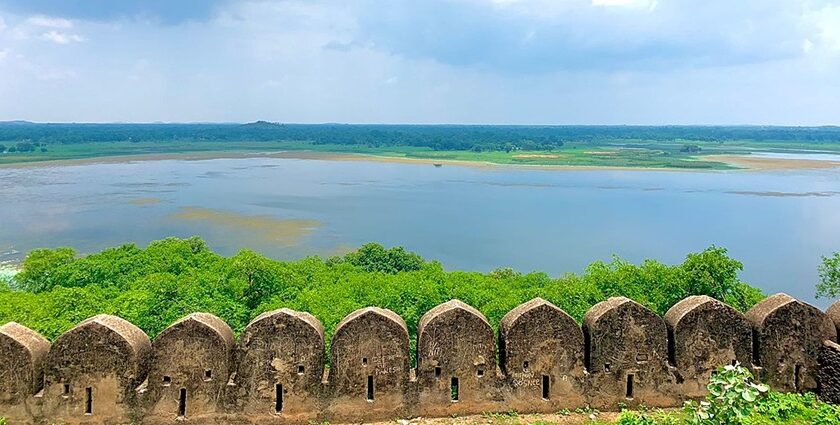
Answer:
xmin=0 ymin=120 xmax=35 ymax=126
xmin=240 ymin=121 xmax=284 ymax=128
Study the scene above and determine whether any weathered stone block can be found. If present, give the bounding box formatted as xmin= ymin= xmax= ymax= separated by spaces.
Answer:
xmin=417 ymin=300 xmax=501 ymax=416
xmin=327 ymin=307 xmax=411 ymax=421
xmin=144 ymin=312 xmax=235 ymax=422
xmin=499 ymin=298 xmax=586 ymax=411
xmin=819 ymin=340 xmax=840 ymax=404
xmin=827 ymin=299 xmax=840 ymax=342
xmin=746 ymin=293 xmax=836 ymax=392
xmin=236 ymin=308 xmax=325 ymax=422
xmin=664 ymin=295 xmax=752 ymax=398
xmin=583 ymin=297 xmax=676 ymax=409
xmin=0 ymin=322 xmax=49 ymax=402
xmin=0 ymin=322 xmax=50 ymax=422
xmin=43 ymin=314 xmax=151 ymax=425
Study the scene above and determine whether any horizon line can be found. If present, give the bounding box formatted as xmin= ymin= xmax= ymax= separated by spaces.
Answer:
xmin=1 ymin=120 xmax=839 ymax=129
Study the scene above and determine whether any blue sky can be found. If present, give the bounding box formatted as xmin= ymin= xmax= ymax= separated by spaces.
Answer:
xmin=0 ymin=0 xmax=839 ymax=124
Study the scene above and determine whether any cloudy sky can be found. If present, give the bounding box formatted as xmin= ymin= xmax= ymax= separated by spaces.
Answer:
xmin=0 ymin=0 xmax=839 ymax=124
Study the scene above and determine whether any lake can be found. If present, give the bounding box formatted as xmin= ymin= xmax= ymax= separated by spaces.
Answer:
xmin=2 ymin=155 xmax=839 ymax=307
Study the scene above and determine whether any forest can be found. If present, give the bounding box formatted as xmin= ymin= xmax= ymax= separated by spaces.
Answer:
xmin=0 ymin=237 xmax=763 ymax=351
xmin=2 ymin=122 xmax=840 ymax=153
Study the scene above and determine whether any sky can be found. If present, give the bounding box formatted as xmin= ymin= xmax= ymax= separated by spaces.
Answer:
xmin=0 ymin=0 xmax=839 ymax=125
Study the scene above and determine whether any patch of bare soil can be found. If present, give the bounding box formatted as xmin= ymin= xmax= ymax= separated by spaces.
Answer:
xmin=363 ymin=411 xmax=624 ymax=425
xmin=705 ymin=155 xmax=840 ymax=170
xmin=512 ymin=154 xmax=562 ymax=159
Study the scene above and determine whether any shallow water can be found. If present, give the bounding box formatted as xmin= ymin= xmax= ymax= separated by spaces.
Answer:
xmin=2 ymin=156 xmax=840 ymax=307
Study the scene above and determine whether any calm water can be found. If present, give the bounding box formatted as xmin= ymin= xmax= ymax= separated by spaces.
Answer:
xmin=2 ymin=156 xmax=840 ymax=307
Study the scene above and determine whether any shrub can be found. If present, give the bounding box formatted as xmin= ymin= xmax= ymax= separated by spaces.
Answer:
xmin=2 ymin=238 xmax=763 ymax=343
xmin=332 ymin=243 xmax=425 ymax=274
xmin=816 ymin=252 xmax=840 ymax=299
xmin=752 ymin=391 xmax=840 ymax=425
xmin=685 ymin=363 xmax=768 ymax=425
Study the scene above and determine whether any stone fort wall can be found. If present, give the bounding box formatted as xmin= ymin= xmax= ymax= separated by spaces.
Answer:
xmin=1 ymin=293 xmax=840 ymax=424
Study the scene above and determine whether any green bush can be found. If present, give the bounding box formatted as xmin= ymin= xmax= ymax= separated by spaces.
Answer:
xmin=750 ymin=392 xmax=840 ymax=425
xmin=0 ymin=276 xmax=11 ymax=292
xmin=0 ymin=238 xmax=763 ymax=346
xmin=329 ymin=243 xmax=424 ymax=274
xmin=817 ymin=252 xmax=840 ymax=299
xmin=685 ymin=363 xmax=768 ymax=425
xmin=618 ymin=364 xmax=840 ymax=425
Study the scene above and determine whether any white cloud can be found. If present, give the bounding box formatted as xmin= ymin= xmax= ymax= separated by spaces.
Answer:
xmin=263 ymin=79 xmax=284 ymax=88
xmin=0 ymin=49 xmax=8 ymax=61
xmin=809 ymin=5 xmax=840 ymax=52
xmin=40 ymin=30 xmax=84 ymax=44
xmin=591 ymin=0 xmax=658 ymax=10
xmin=36 ymin=68 xmax=77 ymax=81
xmin=8 ymin=14 xmax=85 ymax=42
xmin=0 ymin=16 xmax=6 ymax=31
xmin=0 ymin=0 xmax=839 ymax=124
xmin=26 ymin=15 xmax=73 ymax=29
xmin=803 ymin=38 xmax=815 ymax=53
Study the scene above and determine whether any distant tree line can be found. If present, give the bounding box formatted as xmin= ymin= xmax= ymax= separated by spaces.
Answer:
xmin=2 ymin=122 xmax=840 ymax=153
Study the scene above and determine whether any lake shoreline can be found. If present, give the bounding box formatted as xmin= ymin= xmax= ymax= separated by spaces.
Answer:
xmin=0 ymin=149 xmax=731 ymax=172
xmin=3 ymin=149 xmax=840 ymax=172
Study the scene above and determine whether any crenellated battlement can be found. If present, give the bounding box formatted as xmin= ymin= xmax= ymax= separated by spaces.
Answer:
xmin=2 ymin=293 xmax=840 ymax=424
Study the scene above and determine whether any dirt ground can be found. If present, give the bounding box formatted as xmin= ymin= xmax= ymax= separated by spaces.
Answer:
xmin=705 ymin=154 xmax=840 ymax=170
xmin=362 ymin=411 xmax=628 ymax=425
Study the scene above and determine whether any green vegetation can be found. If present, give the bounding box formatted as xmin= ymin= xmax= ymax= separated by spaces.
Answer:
xmin=445 ymin=367 xmax=840 ymax=425
xmin=0 ymin=140 xmax=737 ymax=169
xmin=7 ymin=242 xmax=832 ymax=423
xmin=1 ymin=237 xmax=762 ymax=348
xmin=684 ymin=363 xmax=769 ymax=424
xmin=0 ymin=268 xmax=13 ymax=290
xmin=817 ymin=252 xmax=840 ymax=299
xmin=2 ymin=123 xmax=840 ymax=168
xmin=611 ymin=365 xmax=840 ymax=425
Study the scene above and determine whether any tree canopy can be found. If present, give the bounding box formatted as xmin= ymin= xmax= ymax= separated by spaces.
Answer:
xmin=817 ymin=252 xmax=840 ymax=299
xmin=0 ymin=238 xmax=764 ymax=354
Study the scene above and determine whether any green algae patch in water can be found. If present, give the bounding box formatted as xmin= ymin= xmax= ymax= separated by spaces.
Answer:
xmin=169 ymin=207 xmax=320 ymax=247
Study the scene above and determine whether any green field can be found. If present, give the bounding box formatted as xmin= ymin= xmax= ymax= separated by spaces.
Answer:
xmin=340 ymin=141 xmax=755 ymax=169
xmin=3 ymin=123 xmax=840 ymax=169
xmin=0 ymin=139 xmax=801 ymax=169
